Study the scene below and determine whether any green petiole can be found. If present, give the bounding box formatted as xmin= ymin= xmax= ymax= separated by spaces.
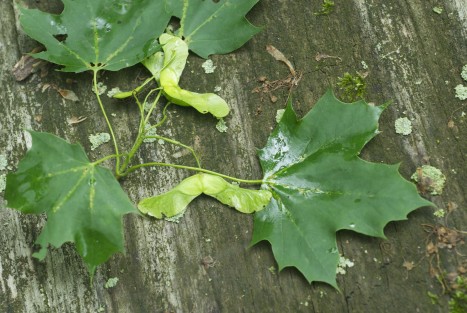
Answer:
xmin=124 ymin=162 xmax=264 ymax=185
xmin=93 ymin=70 xmax=121 ymax=176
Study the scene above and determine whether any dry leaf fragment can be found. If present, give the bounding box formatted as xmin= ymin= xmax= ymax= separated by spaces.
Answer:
xmin=41 ymin=83 xmax=52 ymax=93
xmin=67 ymin=116 xmax=88 ymax=126
xmin=426 ymin=241 xmax=437 ymax=254
xmin=266 ymin=45 xmax=296 ymax=76
xmin=403 ymin=260 xmax=415 ymax=271
xmin=12 ymin=47 xmax=47 ymax=81
xmin=41 ymin=84 xmax=80 ymax=102
xmin=201 ymin=256 xmax=217 ymax=270
xmin=315 ymin=52 xmax=342 ymax=62
xmin=58 ymin=89 xmax=80 ymax=102
xmin=446 ymin=201 xmax=458 ymax=213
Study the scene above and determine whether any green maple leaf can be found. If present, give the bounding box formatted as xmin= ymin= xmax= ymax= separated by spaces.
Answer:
xmin=251 ymin=91 xmax=433 ymax=287
xmin=19 ymin=0 xmax=171 ymax=72
xmin=167 ymin=0 xmax=262 ymax=58
xmin=5 ymin=132 xmax=137 ymax=274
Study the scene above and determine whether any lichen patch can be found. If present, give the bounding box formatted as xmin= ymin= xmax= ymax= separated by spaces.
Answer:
xmin=89 ymin=133 xmax=111 ymax=151
xmin=395 ymin=117 xmax=413 ymax=135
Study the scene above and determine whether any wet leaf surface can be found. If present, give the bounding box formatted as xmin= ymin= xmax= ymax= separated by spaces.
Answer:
xmin=5 ymin=132 xmax=137 ymax=274
xmin=252 ymin=91 xmax=433 ymax=287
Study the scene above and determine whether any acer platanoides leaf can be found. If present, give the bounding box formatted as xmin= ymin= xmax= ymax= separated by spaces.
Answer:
xmin=167 ymin=0 xmax=261 ymax=58
xmin=251 ymin=90 xmax=433 ymax=287
xmin=20 ymin=0 xmax=171 ymax=72
xmin=5 ymin=132 xmax=137 ymax=274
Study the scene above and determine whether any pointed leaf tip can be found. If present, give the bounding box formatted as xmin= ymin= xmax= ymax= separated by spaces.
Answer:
xmin=19 ymin=0 xmax=171 ymax=72
xmin=168 ymin=0 xmax=261 ymax=58
xmin=253 ymin=92 xmax=432 ymax=287
xmin=5 ymin=131 xmax=137 ymax=274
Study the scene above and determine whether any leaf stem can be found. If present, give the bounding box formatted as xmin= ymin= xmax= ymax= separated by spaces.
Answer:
xmin=118 ymin=90 xmax=163 ymax=176
xmin=143 ymin=135 xmax=201 ymax=168
xmin=178 ymin=0 xmax=189 ymax=38
xmin=92 ymin=154 xmax=121 ymax=166
xmin=125 ymin=162 xmax=263 ymax=185
xmin=143 ymin=89 xmax=163 ymax=126
xmin=93 ymin=70 xmax=121 ymax=175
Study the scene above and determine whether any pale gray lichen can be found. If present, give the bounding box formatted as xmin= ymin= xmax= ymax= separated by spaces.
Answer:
xmin=275 ymin=109 xmax=285 ymax=123
xmin=394 ymin=117 xmax=412 ymax=135
xmin=336 ymin=255 xmax=355 ymax=275
xmin=143 ymin=123 xmax=157 ymax=143
xmin=164 ymin=211 xmax=185 ymax=223
xmin=0 ymin=174 xmax=6 ymax=193
xmin=94 ymin=82 xmax=107 ymax=96
xmin=104 ymin=277 xmax=119 ymax=289
xmin=89 ymin=133 xmax=111 ymax=151
xmin=455 ymin=84 xmax=467 ymax=100
xmin=214 ymin=86 xmax=222 ymax=92
xmin=106 ymin=87 xmax=122 ymax=98
xmin=215 ymin=118 xmax=228 ymax=133
xmin=433 ymin=209 xmax=446 ymax=218
xmin=361 ymin=60 xmax=368 ymax=70
xmin=461 ymin=65 xmax=467 ymax=82
xmin=411 ymin=165 xmax=446 ymax=195
xmin=0 ymin=154 xmax=7 ymax=171
xmin=201 ymin=59 xmax=216 ymax=74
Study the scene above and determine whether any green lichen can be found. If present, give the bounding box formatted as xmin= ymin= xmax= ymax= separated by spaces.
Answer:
xmin=143 ymin=123 xmax=158 ymax=143
xmin=337 ymin=72 xmax=366 ymax=102
xmin=201 ymin=59 xmax=216 ymax=74
xmin=106 ymin=87 xmax=122 ymax=98
xmin=433 ymin=209 xmax=446 ymax=218
xmin=89 ymin=133 xmax=111 ymax=151
xmin=394 ymin=117 xmax=413 ymax=135
xmin=455 ymin=84 xmax=467 ymax=100
xmin=164 ymin=211 xmax=185 ymax=223
xmin=215 ymin=118 xmax=228 ymax=133
xmin=432 ymin=6 xmax=443 ymax=14
xmin=449 ymin=276 xmax=467 ymax=313
xmin=0 ymin=174 xmax=6 ymax=193
xmin=461 ymin=65 xmax=467 ymax=82
xmin=411 ymin=165 xmax=446 ymax=195
xmin=336 ymin=255 xmax=354 ymax=275
xmin=314 ymin=0 xmax=335 ymax=16
xmin=94 ymin=82 xmax=107 ymax=96
xmin=427 ymin=291 xmax=439 ymax=305
xmin=0 ymin=154 xmax=7 ymax=171
xmin=104 ymin=277 xmax=119 ymax=289
xmin=268 ymin=265 xmax=277 ymax=275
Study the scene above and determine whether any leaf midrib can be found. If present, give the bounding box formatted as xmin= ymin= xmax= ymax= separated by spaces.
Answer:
xmin=183 ymin=1 xmax=228 ymax=44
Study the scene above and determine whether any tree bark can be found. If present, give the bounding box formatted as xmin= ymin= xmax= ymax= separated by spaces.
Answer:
xmin=1 ymin=0 xmax=465 ymax=312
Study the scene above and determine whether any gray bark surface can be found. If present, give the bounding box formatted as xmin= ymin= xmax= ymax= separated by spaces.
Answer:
xmin=1 ymin=0 xmax=466 ymax=312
